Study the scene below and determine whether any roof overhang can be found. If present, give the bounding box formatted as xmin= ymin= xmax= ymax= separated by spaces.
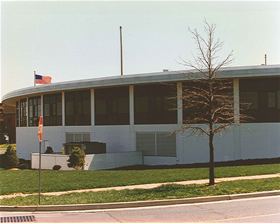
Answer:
xmin=3 ymin=64 xmax=280 ymax=106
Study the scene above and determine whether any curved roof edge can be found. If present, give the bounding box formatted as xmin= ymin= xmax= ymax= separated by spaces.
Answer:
xmin=3 ymin=64 xmax=280 ymax=105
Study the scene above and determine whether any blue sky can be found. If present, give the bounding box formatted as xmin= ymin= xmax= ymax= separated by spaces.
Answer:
xmin=1 ymin=1 xmax=280 ymax=102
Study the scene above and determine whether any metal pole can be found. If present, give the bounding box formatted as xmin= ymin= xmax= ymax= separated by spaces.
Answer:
xmin=120 ymin=26 xmax=123 ymax=76
xmin=39 ymin=141 xmax=42 ymax=205
xmin=34 ymin=71 xmax=36 ymax=86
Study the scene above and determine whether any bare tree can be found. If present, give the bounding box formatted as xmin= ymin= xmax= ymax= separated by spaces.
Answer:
xmin=176 ymin=20 xmax=250 ymax=186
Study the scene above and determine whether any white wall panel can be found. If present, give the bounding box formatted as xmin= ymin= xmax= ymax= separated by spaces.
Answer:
xmin=94 ymin=126 xmax=131 ymax=153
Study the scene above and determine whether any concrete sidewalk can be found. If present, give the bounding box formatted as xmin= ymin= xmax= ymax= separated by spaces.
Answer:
xmin=1 ymin=173 xmax=279 ymax=200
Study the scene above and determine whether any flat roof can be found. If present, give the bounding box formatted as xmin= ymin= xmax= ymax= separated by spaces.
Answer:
xmin=3 ymin=64 xmax=280 ymax=106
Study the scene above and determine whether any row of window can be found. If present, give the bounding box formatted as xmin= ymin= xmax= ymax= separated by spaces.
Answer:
xmin=15 ymin=78 xmax=280 ymax=127
xmin=16 ymin=84 xmax=178 ymax=127
xmin=239 ymin=78 xmax=280 ymax=122
xmin=65 ymin=131 xmax=175 ymax=157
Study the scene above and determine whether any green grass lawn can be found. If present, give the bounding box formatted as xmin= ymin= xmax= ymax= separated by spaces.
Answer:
xmin=0 ymin=178 xmax=279 ymax=206
xmin=0 ymin=163 xmax=279 ymax=195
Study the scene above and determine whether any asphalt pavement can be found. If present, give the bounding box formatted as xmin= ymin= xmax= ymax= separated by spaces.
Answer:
xmin=1 ymin=195 xmax=280 ymax=222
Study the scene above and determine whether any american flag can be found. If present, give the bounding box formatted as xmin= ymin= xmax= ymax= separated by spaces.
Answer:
xmin=35 ymin=74 xmax=52 ymax=84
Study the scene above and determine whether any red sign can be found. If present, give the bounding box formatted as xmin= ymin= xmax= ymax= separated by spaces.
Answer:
xmin=38 ymin=116 xmax=43 ymax=142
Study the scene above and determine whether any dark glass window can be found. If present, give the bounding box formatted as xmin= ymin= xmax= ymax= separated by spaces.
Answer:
xmin=182 ymin=80 xmax=233 ymax=124
xmin=43 ymin=93 xmax=62 ymax=126
xmin=65 ymin=90 xmax=91 ymax=126
xmin=95 ymin=87 xmax=129 ymax=125
xmin=134 ymin=84 xmax=177 ymax=124
xmin=20 ymin=99 xmax=27 ymax=127
xmin=16 ymin=101 xmax=19 ymax=127
xmin=240 ymin=78 xmax=280 ymax=122
xmin=28 ymin=96 xmax=41 ymax=126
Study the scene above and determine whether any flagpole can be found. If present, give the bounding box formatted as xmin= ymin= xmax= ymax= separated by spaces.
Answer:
xmin=120 ymin=26 xmax=123 ymax=76
xmin=34 ymin=71 xmax=36 ymax=86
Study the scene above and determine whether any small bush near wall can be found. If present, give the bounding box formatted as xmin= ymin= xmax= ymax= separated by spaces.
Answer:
xmin=19 ymin=158 xmax=31 ymax=169
xmin=4 ymin=145 xmax=19 ymax=169
xmin=45 ymin=146 xmax=54 ymax=154
xmin=53 ymin=165 xmax=61 ymax=170
xmin=19 ymin=163 xmax=29 ymax=169
xmin=67 ymin=146 xmax=85 ymax=170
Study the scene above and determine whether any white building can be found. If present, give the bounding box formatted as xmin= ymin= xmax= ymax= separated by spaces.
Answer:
xmin=2 ymin=65 xmax=280 ymax=167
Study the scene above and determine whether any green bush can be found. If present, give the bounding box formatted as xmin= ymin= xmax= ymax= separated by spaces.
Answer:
xmin=0 ymin=154 xmax=5 ymax=168
xmin=19 ymin=163 xmax=29 ymax=169
xmin=4 ymin=145 xmax=19 ymax=169
xmin=53 ymin=165 xmax=62 ymax=170
xmin=45 ymin=146 xmax=53 ymax=154
xmin=67 ymin=146 xmax=85 ymax=170
xmin=19 ymin=158 xmax=31 ymax=169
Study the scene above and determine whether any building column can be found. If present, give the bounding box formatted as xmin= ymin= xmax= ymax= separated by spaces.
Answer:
xmin=40 ymin=95 xmax=43 ymax=119
xmin=90 ymin=89 xmax=95 ymax=141
xmin=129 ymin=85 xmax=136 ymax=152
xmin=91 ymin=89 xmax=95 ymax=127
xmin=233 ymin=78 xmax=241 ymax=160
xmin=129 ymin=85 xmax=134 ymax=125
xmin=26 ymin=97 xmax=29 ymax=127
xmin=176 ymin=82 xmax=183 ymax=164
xmin=177 ymin=82 xmax=183 ymax=126
xmin=62 ymin=92 xmax=65 ymax=126
xmin=233 ymin=79 xmax=240 ymax=123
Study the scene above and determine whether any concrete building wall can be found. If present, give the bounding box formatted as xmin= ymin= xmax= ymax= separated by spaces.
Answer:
xmin=18 ymin=122 xmax=280 ymax=165
xmin=240 ymin=123 xmax=280 ymax=160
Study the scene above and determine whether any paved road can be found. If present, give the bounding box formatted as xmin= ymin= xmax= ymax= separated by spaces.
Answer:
xmin=2 ymin=196 xmax=280 ymax=222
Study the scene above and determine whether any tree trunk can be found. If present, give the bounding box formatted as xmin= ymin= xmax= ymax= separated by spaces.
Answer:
xmin=209 ymin=131 xmax=215 ymax=186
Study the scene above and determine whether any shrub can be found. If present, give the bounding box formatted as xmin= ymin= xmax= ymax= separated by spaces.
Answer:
xmin=4 ymin=145 xmax=19 ymax=169
xmin=19 ymin=163 xmax=29 ymax=169
xmin=45 ymin=146 xmax=54 ymax=154
xmin=53 ymin=165 xmax=62 ymax=170
xmin=19 ymin=158 xmax=31 ymax=169
xmin=0 ymin=154 xmax=5 ymax=168
xmin=67 ymin=146 xmax=85 ymax=170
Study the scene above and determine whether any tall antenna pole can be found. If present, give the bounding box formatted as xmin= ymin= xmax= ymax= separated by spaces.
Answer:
xmin=265 ymin=54 xmax=267 ymax=65
xmin=120 ymin=26 xmax=123 ymax=76
xmin=34 ymin=71 xmax=36 ymax=86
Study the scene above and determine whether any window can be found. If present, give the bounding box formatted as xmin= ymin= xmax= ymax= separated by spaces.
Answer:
xmin=95 ymin=87 xmax=129 ymax=125
xmin=240 ymin=78 xmax=280 ymax=122
xmin=183 ymin=80 xmax=234 ymax=124
xmin=240 ymin=92 xmax=258 ymax=109
xmin=16 ymin=101 xmax=19 ymax=127
xmin=43 ymin=93 xmax=62 ymax=126
xmin=136 ymin=132 xmax=176 ymax=157
xmin=28 ymin=96 xmax=41 ymax=126
xmin=65 ymin=90 xmax=91 ymax=126
xmin=134 ymin=84 xmax=177 ymax=124
xmin=20 ymin=99 xmax=27 ymax=127
xmin=66 ymin=132 xmax=90 ymax=143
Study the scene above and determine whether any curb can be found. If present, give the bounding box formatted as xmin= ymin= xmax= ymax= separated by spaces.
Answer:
xmin=1 ymin=190 xmax=280 ymax=212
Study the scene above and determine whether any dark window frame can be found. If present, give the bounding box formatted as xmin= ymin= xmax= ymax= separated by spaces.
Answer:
xmin=16 ymin=101 xmax=19 ymax=127
xmin=43 ymin=93 xmax=62 ymax=126
xmin=240 ymin=78 xmax=280 ymax=123
xmin=95 ymin=86 xmax=129 ymax=125
xmin=65 ymin=90 xmax=91 ymax=126
xmin=182 ymin=79 xmax=234 ymax=124
xmin=20 ymin=99 xmax=27 ymax=127
xmin=134 ymin=84 xmax=177 ymax=125
xmin=28 ymin=96 xmax=41 ymax=126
